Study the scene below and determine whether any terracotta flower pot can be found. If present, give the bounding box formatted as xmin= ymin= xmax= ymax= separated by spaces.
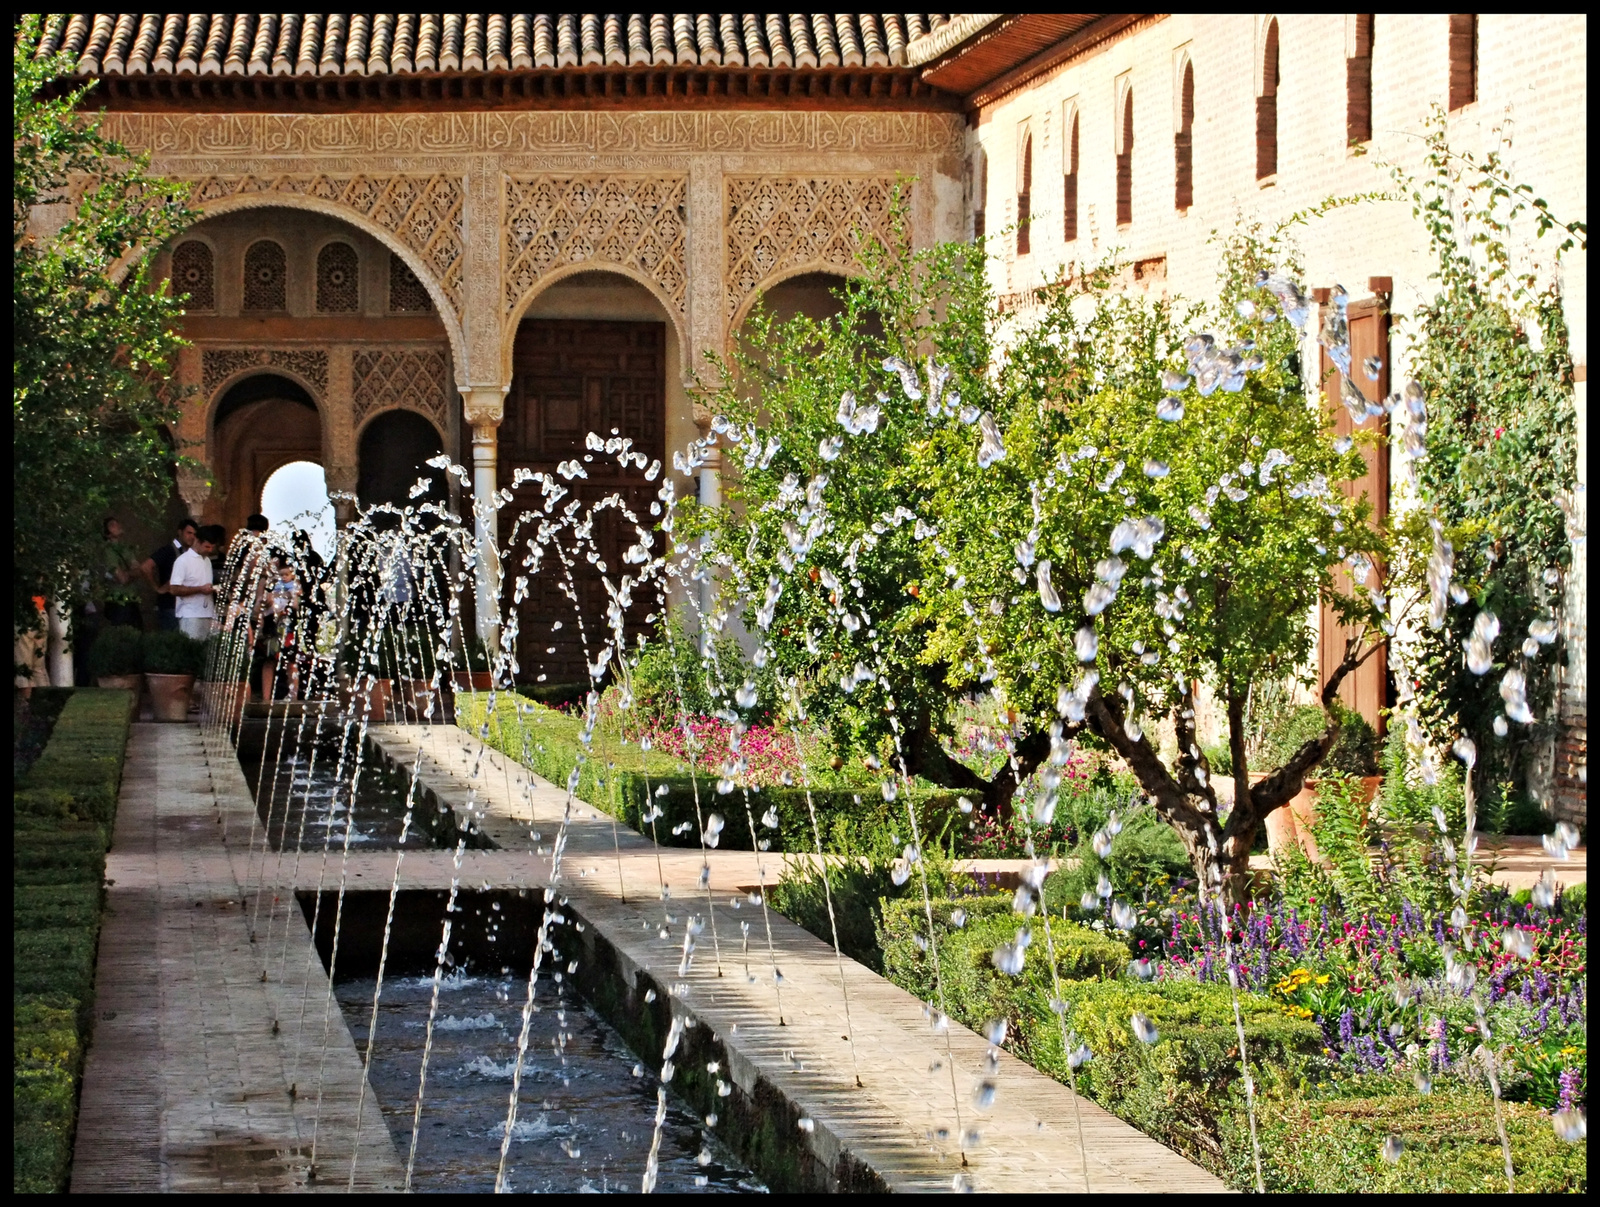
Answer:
xmin=346 ymin=678 xmax=392 ymax=722
xmin=1274 ymin=774 xmax=1383 ymax=865
xmin=450 ymin=670 xmax=494 ymax=692
xmin=145 ymin=672 xmax=196 ymax=722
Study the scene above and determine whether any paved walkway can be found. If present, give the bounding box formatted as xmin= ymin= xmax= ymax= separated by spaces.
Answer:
xmin=359 ymin=724 xmax=1225 ymax=1193
xmin=71 ymin=724 xmax=403 ymax=1193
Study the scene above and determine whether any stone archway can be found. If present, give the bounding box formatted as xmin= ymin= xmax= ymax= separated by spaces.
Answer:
xmin=358 ymin=409 xmax=447 ymax=513
xmin=210 ymin=372 xmax=322 ymax=537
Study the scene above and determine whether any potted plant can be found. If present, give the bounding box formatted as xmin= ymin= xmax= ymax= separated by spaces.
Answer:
xmin=380 ymin=623 xmax=441 ymax=722
xmin=88 ymin=624 xmax=144 ymax=693
xmin=142 ymin=629 xmax=207 ymax=722
xmin=1254 ymin=701 xmax=1381 ymax=862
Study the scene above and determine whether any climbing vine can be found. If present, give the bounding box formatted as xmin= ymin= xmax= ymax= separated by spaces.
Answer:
xmin=1391 ymin=108 xmax=1584 ymax=799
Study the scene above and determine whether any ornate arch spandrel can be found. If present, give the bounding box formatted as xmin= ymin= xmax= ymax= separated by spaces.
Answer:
xmin=352 ymin=347 xmax=451 ymax=439
xmin=723 ymin=175 xmax=897 ymax=334
xmin=502 ymin=174 xmax=689 ymax=319
xmin=202 ymin=348 xmax=329 ymax=413
xmin=183 ymin=173 xmax=466 ymax=325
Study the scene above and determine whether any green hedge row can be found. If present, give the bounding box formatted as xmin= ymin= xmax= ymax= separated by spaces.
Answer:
xmin=876 ymin=896 xmax=1585 ymax=1192
xmin=457 ymin=695 xmax=965 ymax=856
xmin=14 ymin=688 xmax=132 ymax=1194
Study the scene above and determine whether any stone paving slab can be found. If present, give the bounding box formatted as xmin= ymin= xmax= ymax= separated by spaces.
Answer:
xmin=359 ymin=724 xmax=1227 ymax=1194
xmin=71 ymin=723 xmax=403 ymax=1193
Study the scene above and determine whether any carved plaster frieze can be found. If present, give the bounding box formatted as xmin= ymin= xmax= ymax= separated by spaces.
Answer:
xmin=104 ymin=111 xmax=963 ymax=159
xmin=504 ymin=175 xmax=688 ymax=316
xmin=202 ymin=347 xmax=330 ymax=400
xmin=352 ymin=348 xmax=452 ymax=435
xmin=724 ymin=175 xmax=897 ymax=320
xmin=182 ymin=173 xmax=465 ymax=317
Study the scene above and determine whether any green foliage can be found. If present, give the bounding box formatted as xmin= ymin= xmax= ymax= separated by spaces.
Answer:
xmin=86 ymin=624 xmax=142 ymax=677
xmin=140 ymin=629 xmax=206 ymax=676
xmin=14 ymin=995 xmax=83 ymax=1193
xmin=12 ymin=687 xmax=129 ymax=1193
xmin=1237 ymin=1079 xmax=1586 ymax=1193
xmin=458 ymin=692 xmax=965 ymax=854
xmin=13 ymin=18 xmax=197 ymax=627
xmin=1257 ymin=700 xmax=1378 ymax=777
xmin=1389 ymin=109 xmax=1580 ymax=799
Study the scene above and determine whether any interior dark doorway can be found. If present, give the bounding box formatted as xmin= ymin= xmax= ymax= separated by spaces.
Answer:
xmin=504 ymin=319 xmax=666 ymax=686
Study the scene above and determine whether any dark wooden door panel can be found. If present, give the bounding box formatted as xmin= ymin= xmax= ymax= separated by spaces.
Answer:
xmin=503 ymin=320 xmax=665 ymax=684
xmin=1319 ymin=297 xmax=1390 ymax=732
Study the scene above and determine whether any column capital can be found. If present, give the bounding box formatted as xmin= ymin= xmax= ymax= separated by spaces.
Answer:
xmin=461 ymin=384 xmax=508 ymax=429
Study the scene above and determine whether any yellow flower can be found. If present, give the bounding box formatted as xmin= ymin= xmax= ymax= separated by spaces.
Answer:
xmin=1315 ymin=974 xmax=1330 ymax=985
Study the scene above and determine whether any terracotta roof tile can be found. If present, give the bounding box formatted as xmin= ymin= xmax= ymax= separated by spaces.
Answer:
xmin=28 ymin=13 xmax=959 ymax=76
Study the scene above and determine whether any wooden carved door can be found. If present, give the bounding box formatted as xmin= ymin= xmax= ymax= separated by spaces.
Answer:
xmin=502 ymin=320 xmax=665 ymax=686
xmin=1318 ymin=294 xmax=1390 ymax=732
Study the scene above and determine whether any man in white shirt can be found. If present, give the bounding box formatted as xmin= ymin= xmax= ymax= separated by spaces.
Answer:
xmin=169 ymin=525 xmax=222 ymax=641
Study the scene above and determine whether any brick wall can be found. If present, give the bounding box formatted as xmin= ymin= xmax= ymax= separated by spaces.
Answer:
xmin=968 ymin=14 xmax=1588 ymax=782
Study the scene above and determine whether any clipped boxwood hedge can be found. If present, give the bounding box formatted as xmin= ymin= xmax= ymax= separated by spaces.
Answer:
xmin=458 ymin=694 xmax=965 ymax=854
xmin=876 ymin=895 xmax=1584 ymax=1192
xmin=13 ymin=688 xmax=132 ymax=1193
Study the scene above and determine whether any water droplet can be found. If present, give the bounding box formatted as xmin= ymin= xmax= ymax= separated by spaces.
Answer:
xmin=1131 ymin=1013 xmax=1160 ymax=1044
xmin=973 ymin=1081 xmax=997 ymax=1109
xmin=1363 ymin=356 xmax=1383 ymax=380
xmin=1075 ymin=626 xmax=1098 ymax=663
xmin=1334 ymin=435 xmax=1353 ymax=454
xmin=977 ymin=413 xmax=1007 ymax=468
xmin=797 ymin=1116 xmax=816 ymax=1133
xmin=1380 ymin=1134 xmax=1404 ymax=1163
xmin=1036 ymin=560 xmax=1062 ymax=612
xmin=1553 ymin=1111 xmax=1587 ymax=1142
xmin=1156 ymin=395 xmax=1186 ymax=422
xmin=1130 ymin=958 xmax=1155 ymax=981
xmin=1143 ymin=459 xmax=1170 ymax=479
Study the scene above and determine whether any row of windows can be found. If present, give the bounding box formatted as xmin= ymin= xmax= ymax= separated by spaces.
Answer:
xmin=168 ymin=238 xmax=434 ymax=315
xmin=981 ymin=15 xmax=1479 ymax=249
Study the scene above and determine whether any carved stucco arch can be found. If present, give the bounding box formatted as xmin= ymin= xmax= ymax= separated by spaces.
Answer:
xmin=354 ymin=405 xmax=446 ymax=446
xmin=727 ymin=262 xmax=856 ymax=339
xmin=500 ymin=260 xmax=691 ymax=389
xmin=187 ymin=191 xmax=469 ymax=380
xmin=203 ymin=360 xmax=327 ymax=459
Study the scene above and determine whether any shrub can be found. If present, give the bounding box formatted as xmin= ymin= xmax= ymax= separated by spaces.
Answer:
xmin=1258 ymin=701 xmax=1379 ymax=778
xmin=86 ymin=624 xmax=142 ymax=678
xmin=1233 ymin=1079 xmax=1587 ymax=1193
xmin=13 ymin=927 xmax=99 ymax=1003
xmin=459 ymin=693 xmax=966 ymax=855
xmin=141 ymin=628 xmax=206 ymax=676
xmin=14 ymin=995 xmax=83 ymax=1194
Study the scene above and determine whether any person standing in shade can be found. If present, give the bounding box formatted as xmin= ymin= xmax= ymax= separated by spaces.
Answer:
xmin=142 ymin=517 xmax=197 ymax=632
xmin=100 ymin=517 xmax=144 ymax=629
xmin=169 ymin=525 xmax=222 ymax=641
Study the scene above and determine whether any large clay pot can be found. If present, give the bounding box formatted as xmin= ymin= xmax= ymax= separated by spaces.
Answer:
xmin=1278 ymin=775 xmax=1384 ymax=865
xmin=145 ymin=672 xmax=195 ymax=722
xmin=450 ymin=670 xmax=494 ymax=692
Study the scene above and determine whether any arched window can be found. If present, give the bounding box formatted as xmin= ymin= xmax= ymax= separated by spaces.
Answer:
xmin=1175 ymin=62 xmax=1195 ymax=211
xmin=1256 ymin=19 xmax=1280 ymax=180
xmin=315 ymin=241 xmax=359 ymax=313
xmin=388 ymin=254 xmax=434 ymax=313
xmin=1448 ymin=14 xmax=1476 ymax=111
xmin=1063 ymin=108 xmax=1080 ymax=242
xmin=972 ymin=146 xmax=988 ymax=241
xmin=1016 ymin=127 xmax=1033 ymax=255
xmin=1347 ymin=16 xmax=1374 ymax=145
xmin=171 ymin=240 xmax=214 ymax=311
xmin=242 ymin=240 xmax=287 ymax=312
xmin=1116 ymin=88 xmax=1134 ymax=226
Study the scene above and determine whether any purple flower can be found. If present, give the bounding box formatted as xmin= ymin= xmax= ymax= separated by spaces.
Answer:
xmin=1558 ymin=1067 xmax=1581 ymax=1114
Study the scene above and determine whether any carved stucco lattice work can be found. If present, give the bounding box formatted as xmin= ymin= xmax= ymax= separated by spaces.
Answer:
xmin=504 ymin=175 xmax=687 ymax=316
xmin=352 ymin=348 xmax=451 ymax=434
xmin=724 ymin=176 xmax=896 ymax=319
xmin=186 ymin=173 xmax=465 ymax=316
xmin=202 ymin=348 xmax=330 ymax=400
